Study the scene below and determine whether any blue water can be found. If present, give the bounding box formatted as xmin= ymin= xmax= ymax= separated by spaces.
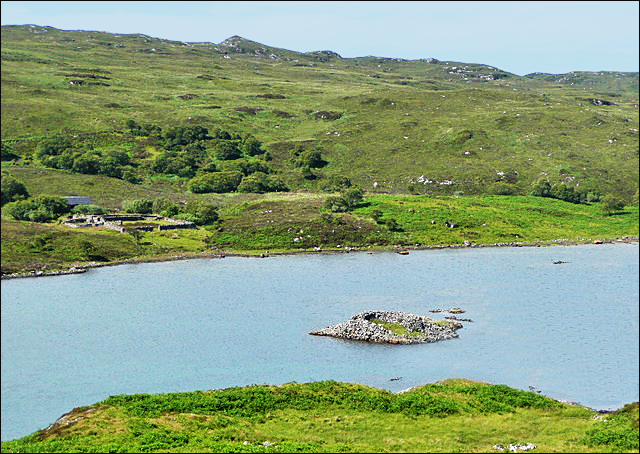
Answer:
xmin=1 ymin=242 xmax=638 ymax=441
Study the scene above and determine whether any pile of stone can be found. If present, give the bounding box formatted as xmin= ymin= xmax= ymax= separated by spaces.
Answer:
xmin=310 ymin=310 xmax=462 ymax=344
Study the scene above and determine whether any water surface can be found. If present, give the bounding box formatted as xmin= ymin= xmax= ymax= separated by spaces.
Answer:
xmin=2 ymin=243 xmax=638 ymax=441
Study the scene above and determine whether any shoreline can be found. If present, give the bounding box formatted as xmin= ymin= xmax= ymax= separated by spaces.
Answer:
xmin=2 ymin=235 xmax=638 ymax=280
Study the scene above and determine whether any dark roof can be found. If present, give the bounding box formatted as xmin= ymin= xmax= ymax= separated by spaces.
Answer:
xmin=63 ymin=196 xmax=93 ymax=206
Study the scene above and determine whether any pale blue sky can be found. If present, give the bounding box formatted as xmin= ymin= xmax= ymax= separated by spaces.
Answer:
xmin=2 ymin=1 xmax=638 ymax=76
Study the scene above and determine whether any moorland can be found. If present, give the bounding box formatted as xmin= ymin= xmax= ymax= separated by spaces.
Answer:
xmin=1 ymin=25 xmax=638 ymax=452
xmin=1 ymin=24 xmax=638 ymax=275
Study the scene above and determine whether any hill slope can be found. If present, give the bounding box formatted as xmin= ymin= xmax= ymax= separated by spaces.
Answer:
xmin=2 ymin=25 xmax=638 ymax=198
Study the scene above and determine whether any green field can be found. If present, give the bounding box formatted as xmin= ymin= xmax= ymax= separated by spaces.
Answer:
xmin=1 ymin=380 xmax=637 ymax=453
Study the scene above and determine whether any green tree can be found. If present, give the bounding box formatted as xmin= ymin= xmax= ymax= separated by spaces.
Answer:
xmin=370 ymin=208 xmax=384 ymax=223
xmin=601 ymin=195 xmax=625 ymax=216
xmin=187 ymin=171 xmax=243 ymax=193
xmin=324 ymin=195 xmax=350 ymax=213
xmin=1 ymin=174 xmax=29 ymax=206
xmin=128 ymin=229 xmax=145 ymax=246
xmin=180 ymin=200 xmax=219 ymax=225
xmin=241 ymin=136 xmax=265 ymax=157
xmin=530 ymin=179 xmax=553 ymax=198
xmin=342 ymin=187 xmax=364 ymax=209
xmin=4 ymin=195 xmax=70 ymax=222
xmin=152 ymin=198 xmax=180 ymax=217
xmin=123 ymin=199 xmax=153 ymax=214
xmin=385 ymin=218 xmax=402 ymax=232
xmin=37 ymin=136 xmax=73 ymax=159
xmin=213 ymin=141 xmax=243 ymax=161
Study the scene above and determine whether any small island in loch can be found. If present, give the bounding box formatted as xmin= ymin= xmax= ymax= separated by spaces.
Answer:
xmin=310 ymin=310 xmax=463 ymax=344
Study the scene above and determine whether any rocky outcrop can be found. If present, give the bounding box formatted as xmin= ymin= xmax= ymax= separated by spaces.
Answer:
xmin=310 ymin=310 xmax=462 ymax=344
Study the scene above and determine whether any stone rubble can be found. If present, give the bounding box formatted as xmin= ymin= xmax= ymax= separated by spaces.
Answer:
xmin=310 ymin=310 xmax=462 ymax=344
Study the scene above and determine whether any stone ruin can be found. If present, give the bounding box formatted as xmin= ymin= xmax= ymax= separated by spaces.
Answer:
xmin=310 ymin=310 xmax=462 ymax=344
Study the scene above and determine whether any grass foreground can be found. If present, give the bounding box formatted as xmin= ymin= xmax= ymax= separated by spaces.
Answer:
xmin=1 ymin=379 xmax=638 ymax=453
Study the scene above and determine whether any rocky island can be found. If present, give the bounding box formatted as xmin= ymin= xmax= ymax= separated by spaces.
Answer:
xmin=310 ymin=310 xmax=463 ymax=344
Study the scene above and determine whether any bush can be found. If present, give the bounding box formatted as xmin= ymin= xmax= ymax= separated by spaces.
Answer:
xmin=187 ymin=171 xmax=243 ymax=193
xmin=529 ymin=178 xmax=553 ymax=198
xmin=217 ymin=158 xmax=270 ymax=176
xmin=181 ymin=200 xmax=219 ymax=225
xmin=4 ymin=195 xmax=70 ymax=222
xmin=37 ymin=136 xmax=73 ymax=159
xmin=213 ymin=141 xmax=243 ymax=161
xmin=385 ymin=218 xmax=402 ymax=232
xmin=241 ymin=136 xmax=265 ymax=157
xmin=237 ymin=172 xmax=289 ymax=193
xmin=601 ymin=194 xmax=625 ymax=215
xmin=163 ymin=125 xmax=208 ymax=150
xmin=342 ymin=187 xmax=364 ymax=208
xmin=295 ymin=150 xmax=326 ymax=168
xmin=1 ymin=174 xmax=29 ymax=206
xmin=152 ymin=198 xmax=180 ymax=217
xmin=1 ymin=143 xmax=20 ymax=161
xmin=123 ymin=199 xmax=153 ymax=214
xmin=152 ymin=150 xmax=198 ymax=178
xmin=71 ymin=204 xmax=105 ymax=215
xmin=325 ymin=195 xmax=350 ymax=213
xmin=324 ymin=187 xmax=365 ymax=213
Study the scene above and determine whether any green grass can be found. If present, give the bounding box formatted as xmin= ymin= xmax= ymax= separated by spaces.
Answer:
xmin=2 ymin=188 xmax=638 ymax=275
xmin=1 ymin=25 xmax=638 ymax=200
xmin=370 ymin=318 xmax=424 ymax=337
xmin=1 ymin=380 xmax=637 ymax=453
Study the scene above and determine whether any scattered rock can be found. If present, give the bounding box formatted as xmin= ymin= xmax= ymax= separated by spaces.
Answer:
xmin=313 ymin=111 xmax=342 ymax=120
xmin=310 ymin=310 xmax=462 ymax=344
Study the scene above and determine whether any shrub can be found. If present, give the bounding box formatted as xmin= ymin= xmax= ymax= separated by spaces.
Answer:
xmin=385 ymin=218 xmax=402 ymax=232
xmin=237 ymin=172 xmax=289 ymax=193
xmin=152 ymin=151 xmax=198 ymax=178
xmin=241 ymin=136 xmax=265 ymax=157
xmin=4 ymin=195 xmax=70 ymax=222
xmin=37 ymin=136 xmax=73 ymax=159
xmin=529 ymin=178 xmax=553 ymax=198
xmin=163 ymin=125 xmax=208 ymax=150
xmin=325 ymin=195 xmax=350 ymax=212
xmin=601 ymin=194 xmax=625 ymax=215
xmin=295 ymin=150 xmax=326 ymax=168
xmin=213 ymin=141 xmax=243 ymax=161
xmin=217 ymin=158 xmax=270 ymax=176
xmin=123 ymin=199 xmax=153 ymax=214
xmin=187 ymin=171 xmax=243 ymax=193
xmin=71 ymin=204 xmax=105 ymax=215
xmin=181 ymin=200 xmax=219 ymax=225
xmin=1 ymin=143 xmax=20 ymax=161
xmin=1 ymin=174 xmax=29 ymax=206
xmin=342 ymin=187 xmax=364 ymax=208
xmin=152 ymin=198 xmax=179 ymax=217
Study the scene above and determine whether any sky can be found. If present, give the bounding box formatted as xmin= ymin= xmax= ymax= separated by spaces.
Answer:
xmin=1 ymin=1 xmax=638 ymax=76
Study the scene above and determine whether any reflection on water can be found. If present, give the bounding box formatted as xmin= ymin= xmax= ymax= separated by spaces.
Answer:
xmin=2 ymin=243 xmax=638 ymax=440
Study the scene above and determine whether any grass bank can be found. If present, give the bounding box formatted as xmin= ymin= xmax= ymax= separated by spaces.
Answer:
xmin=1 ymin=379 xmax=637 ymax=453
xmin=2 ymin=193 xmax=638 ymax=276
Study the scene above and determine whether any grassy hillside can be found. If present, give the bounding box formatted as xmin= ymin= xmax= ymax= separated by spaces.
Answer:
xmin=2 ymin=172 xmax=637 ymax=275
xmin=2 ymin=25 xmax=638 ymax=198
xmin=1 ymin=25 xmax=638 ymax=275
xmin=1 ymin=380 xmax=637 ymax=453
